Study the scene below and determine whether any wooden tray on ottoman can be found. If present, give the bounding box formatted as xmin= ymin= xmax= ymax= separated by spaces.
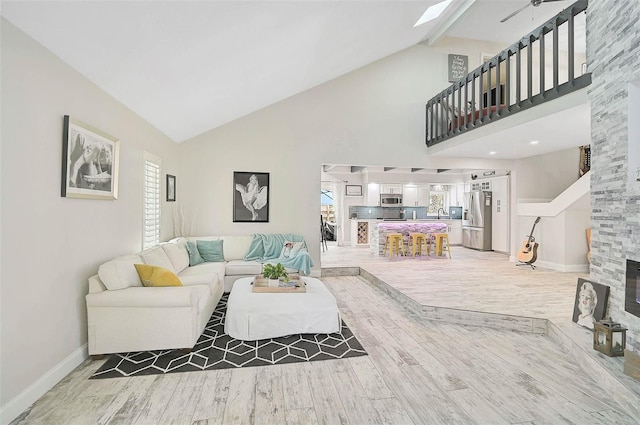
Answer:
xmin=252 ymin=274 xmax=306 ymax=293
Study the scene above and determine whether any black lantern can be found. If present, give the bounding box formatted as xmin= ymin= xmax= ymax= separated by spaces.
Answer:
xmin=593 ymin=320 xmax=627 ymax=357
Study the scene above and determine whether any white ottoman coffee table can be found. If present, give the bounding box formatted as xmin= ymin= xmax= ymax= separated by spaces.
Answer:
xmin=224 ymin=276 xmax=341 ymax=341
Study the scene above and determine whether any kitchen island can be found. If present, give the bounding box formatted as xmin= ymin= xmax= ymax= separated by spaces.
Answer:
xmin=370 ymin=221 xmax=447 ymax=255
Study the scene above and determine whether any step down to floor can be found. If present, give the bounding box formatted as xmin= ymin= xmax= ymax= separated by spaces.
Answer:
xmin=322 ymin=266 xmax=547 ymax=334
xmin=322 ymin=266 xmax=640 ymax=419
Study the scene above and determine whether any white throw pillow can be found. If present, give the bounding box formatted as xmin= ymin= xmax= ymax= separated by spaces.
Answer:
xmin=222 ymin=235 xmax=254 ymax=261
xmin=140 ymin=246 xmax=175 ymax=272
xmin=98 ymin=255 xmax=142 ymax=290
xmin=280 ymin=241 xmax=304 ymax=259
xmin=162 ymin=243 xmax=189 ymax=273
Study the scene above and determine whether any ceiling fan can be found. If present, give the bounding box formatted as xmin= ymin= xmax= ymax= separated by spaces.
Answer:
xmin=500 ymin=0 xmax=566 ymax=23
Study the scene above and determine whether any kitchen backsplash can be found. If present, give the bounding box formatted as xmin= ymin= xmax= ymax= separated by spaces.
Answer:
xmin=349 ymin=206 xmax=429 ymax=220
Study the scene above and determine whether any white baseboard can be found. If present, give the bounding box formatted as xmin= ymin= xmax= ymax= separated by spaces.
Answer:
xmin=1 ymin=344 xmax=88 ymax=425
xmin=509 ymin=256 xmax=589 ymax=273
xmin=536 ymin=260 xmax=589 ymax=273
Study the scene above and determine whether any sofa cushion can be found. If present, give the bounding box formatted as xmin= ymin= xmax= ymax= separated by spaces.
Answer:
xmin=178 ymin=262 xmax=225 ymax=292
xmin=179 ymin=261 xmax=226 ymax=278
xmin=197 ymin=240 xmax=225 ymax=262
xmin=134 ymin=264 xmax=183 ymax=287
xmin=225 ymin=260 xmax=262 ymax=276
xmin=222 ymin=235 xmax=253 ymax=261
xmin=162 ymin=243 xmax=189 ymax=273
xmin=140 ymin=246 xmax=175 ymax=272
xmin=186 ymin=241 xmax=205 ymax=266
xmin=98 ymin=255 xmax=143 ymax=290
xmin=179 ymin=273 xmax=217 ymax=288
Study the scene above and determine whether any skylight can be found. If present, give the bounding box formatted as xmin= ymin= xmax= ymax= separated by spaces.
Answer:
xmin=414 ymin=0 xmax=453 ymax=27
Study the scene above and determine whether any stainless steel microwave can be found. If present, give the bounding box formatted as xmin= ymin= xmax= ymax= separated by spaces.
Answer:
xmin=380 ymin=193 xmax=403 ymax=207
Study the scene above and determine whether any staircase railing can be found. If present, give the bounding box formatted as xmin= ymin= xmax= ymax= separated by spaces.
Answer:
xmin=426 ymin=0 xmax=590 ymax=147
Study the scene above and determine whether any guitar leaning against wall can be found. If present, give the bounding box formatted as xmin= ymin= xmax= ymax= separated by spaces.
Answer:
xmin=517 ymin=217 xmax=541 ymax=264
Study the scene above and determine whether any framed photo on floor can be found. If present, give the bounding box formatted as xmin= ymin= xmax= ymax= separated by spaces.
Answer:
xmin=166 ymin=174 xmax=176 ymax=202
xmin=233 ymin=171 xmax=269 ymax=222
xmin=572 ymin=278 xmax=610 ymax=329
xmin=61 ymin=115 xmax=119 ymax=200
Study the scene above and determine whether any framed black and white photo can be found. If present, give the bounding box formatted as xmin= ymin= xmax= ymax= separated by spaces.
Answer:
xmin=572 ymin=278 xmax=610 ymax=329
xmin=61 ymin=115 xmax=119 ymax=200
xmin=345 ymin=185 xmax=362 ymax=196
xmin=166 ymin=174 xmax=176 ymax=202
xmin=233 ymin=171 xmax=269 ymax=222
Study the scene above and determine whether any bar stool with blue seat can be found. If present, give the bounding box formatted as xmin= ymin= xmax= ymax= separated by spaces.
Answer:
xmin=409 ymin=232 xmax=429 ymax=257
xmin=383 ymin=233 xmax=405 ymax=258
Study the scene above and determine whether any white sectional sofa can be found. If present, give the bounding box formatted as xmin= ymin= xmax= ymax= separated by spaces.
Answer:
xmin=86 ymin=234 xmax=309 ymax=356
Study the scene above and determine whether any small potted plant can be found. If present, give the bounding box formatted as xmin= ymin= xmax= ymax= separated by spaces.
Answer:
xmin=263 ymin=263 xmax=289 ymax=287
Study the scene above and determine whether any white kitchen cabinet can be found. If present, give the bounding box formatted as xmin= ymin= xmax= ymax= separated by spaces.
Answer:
xmin=455 ymin=184 xmax=465 ymax=207
xmin=471 ymin=180 xmax=492 ymax=191
xmin=417 ymin=186 xmax=430 ymax=206
xmin=447 ymin=220 xmax=463 ymax=245
xmin=367 ymin=183 xmax=380 ymax=206
xmin=403 ymin=186 xmax=418 ymax=206
xmin=380 ymin=184 xmax=403 ymax=194
xmin=491 ymin=175 xmax=510 ymax=253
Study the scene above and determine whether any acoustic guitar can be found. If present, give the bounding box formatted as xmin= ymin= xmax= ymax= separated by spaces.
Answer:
xmin=517 ymin=217 xmax=541 ymax=264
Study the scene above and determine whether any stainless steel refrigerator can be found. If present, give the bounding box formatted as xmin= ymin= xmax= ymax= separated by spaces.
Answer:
xmin=462 ymin=191 xmax=492 ymax=251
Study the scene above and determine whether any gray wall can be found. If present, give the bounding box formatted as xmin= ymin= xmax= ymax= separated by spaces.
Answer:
xmin=0 ymin=19 xmax=179 ymax=412
xmin=588 ymin=1 xmax=640 ymax=350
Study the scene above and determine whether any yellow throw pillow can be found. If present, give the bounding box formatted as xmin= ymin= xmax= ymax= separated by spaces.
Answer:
xmin=134 ymin=264 xmax=183 ymax=287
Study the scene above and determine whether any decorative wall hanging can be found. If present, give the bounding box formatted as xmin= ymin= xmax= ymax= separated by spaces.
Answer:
xmin=448 ymin=54 xmax=468 ymax=83
xmin=166 ymin=174 xmax=176 ymax=202
xmin=233 ymin=171 xmax=269 ymax=222
xmin=345 ymin=185 xmax=362 ymax=196
xmin=61 ymin=115 xmax=119 ymax=199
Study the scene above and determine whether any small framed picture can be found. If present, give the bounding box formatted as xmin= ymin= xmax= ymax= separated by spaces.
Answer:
xmin=166 ymin=174 xmax=176 ymax=202
xmin=345 ymin=185 xmax=363 ymax=196
xmin=61 ymin=115 xmax=119 ymax=199
xmin=233 ymin=172 xmax=269 ymax=222
xmin=572 ymin=278 xmax=610 ymax=329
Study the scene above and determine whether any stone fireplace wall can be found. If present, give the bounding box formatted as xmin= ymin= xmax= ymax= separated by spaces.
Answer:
xmin=588 ymin=0 xmax=640 ymax=351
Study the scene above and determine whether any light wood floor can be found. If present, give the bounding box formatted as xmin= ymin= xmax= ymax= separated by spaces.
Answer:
xmin=12 ymin=258 xmax=640 ymax=424
xmin=320 ymin=244 xmax=585 ymax=323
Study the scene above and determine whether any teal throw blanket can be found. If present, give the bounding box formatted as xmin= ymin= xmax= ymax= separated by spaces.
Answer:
xmin=244 ymin=234 xmax=313 ymax=275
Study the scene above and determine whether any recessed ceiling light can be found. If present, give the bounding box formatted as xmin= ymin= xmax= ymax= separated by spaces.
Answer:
xmin=414 ymin=0 xmax=453 ymax=27
xmin=530 ymin=140 xmax=539 ymax=145
xmin=489 ymin=151 xmax=496 ymax=155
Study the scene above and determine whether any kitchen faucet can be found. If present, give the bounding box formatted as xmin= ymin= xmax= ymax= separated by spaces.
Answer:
xmin=437 ymin=208 xmax=446 ymax=219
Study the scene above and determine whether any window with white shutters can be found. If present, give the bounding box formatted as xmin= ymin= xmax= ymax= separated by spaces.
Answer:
xmin=143 ymin=153 xmax=161 ymax=249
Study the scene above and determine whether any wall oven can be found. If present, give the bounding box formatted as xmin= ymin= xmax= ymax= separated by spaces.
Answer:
xmin=380 ymin=193 xmax=403 ymax=207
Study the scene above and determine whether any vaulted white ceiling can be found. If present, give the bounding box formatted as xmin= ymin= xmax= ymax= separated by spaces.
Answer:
xmin=1 ymin=0 xmax=582 ymax=150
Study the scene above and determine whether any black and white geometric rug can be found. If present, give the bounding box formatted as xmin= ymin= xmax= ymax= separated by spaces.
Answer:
xmin=91 ymin=294 xmax=367 ymax=379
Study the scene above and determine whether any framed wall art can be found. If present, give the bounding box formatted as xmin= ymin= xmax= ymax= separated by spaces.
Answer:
xmin=345 ymin=185 xmax=363 ymax=196
xmin=166 ymin=174 xmax=176 ymax=202
xmin=233 ymin=171 xmax=269 ymax=222
xmin=572 ymin=278 xmax=610 ymax=329
xmin=61 ymin=115 xmax=120 ymax=199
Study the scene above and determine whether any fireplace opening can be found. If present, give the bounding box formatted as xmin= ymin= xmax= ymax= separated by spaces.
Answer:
xmin=625 ymin=259 xmax=640 ymax=319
